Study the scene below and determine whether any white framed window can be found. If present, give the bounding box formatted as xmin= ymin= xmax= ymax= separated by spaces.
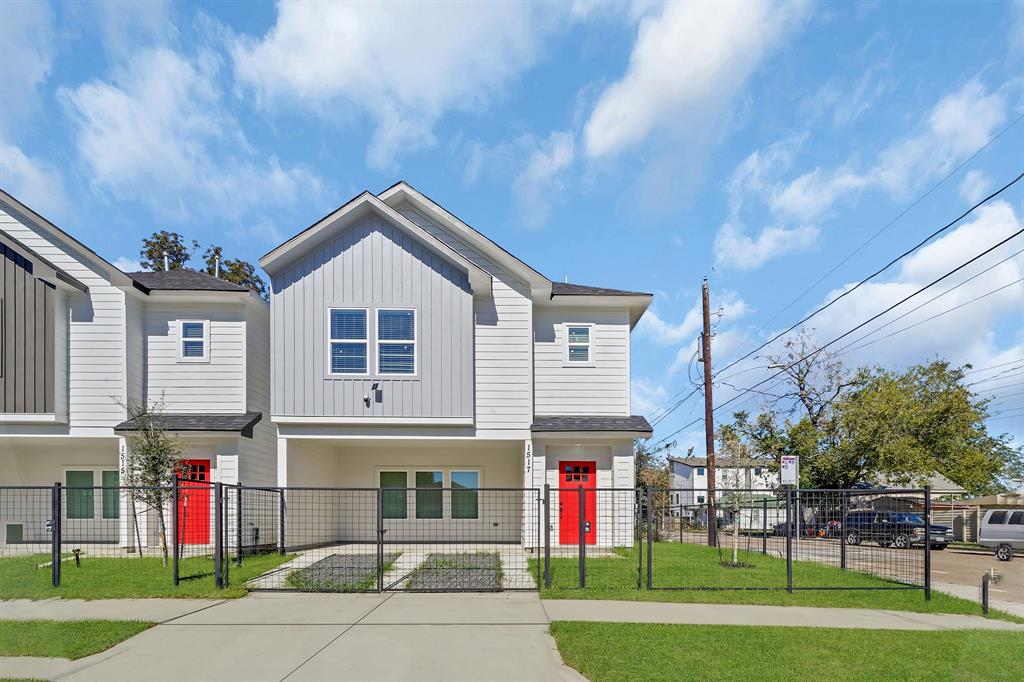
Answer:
xmin=178 ymin=320 xmax=210 ymax=362
xmin=450 ymin=470 xmax=480 ymax=520
xmin=565 ymin=323 xmax=593 ymax=365
xmin=375 ymin=468 xmax=482 ymax=520
xmin=329 ymin=308 xmax=368 ymax=375
xmin=64 ymin=468 xmax=119 ymax=520
xmin=377 ymin=308 xmax=416 ymax=375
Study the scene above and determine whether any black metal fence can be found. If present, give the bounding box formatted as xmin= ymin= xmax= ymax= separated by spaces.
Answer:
xmin=0 ymin=483 xmax=933 ymax=599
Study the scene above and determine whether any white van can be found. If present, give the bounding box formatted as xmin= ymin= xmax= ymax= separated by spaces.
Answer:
xmin=979 ymin=509 xmax=1024 ymax=561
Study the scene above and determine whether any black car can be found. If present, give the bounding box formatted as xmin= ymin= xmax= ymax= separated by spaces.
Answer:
xmin=842 ymin=511 xmax=953 ymax=549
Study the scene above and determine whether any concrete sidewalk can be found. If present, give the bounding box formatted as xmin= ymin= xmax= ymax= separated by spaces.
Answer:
xmin=0 ymin=597 xmax=224 ymax=622
xmin=541 ymin=599 xmax=1024 ymax=631
xmin=934 ymin=581 xmax=1024 ymax=618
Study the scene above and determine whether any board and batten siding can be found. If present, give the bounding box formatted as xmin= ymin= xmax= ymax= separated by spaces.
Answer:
xmin=1 ymin=206 xmax=127 ymax=431
xmin=0 ymin=243 xmax=56 ymax=414
xmin=270 ymin=214 xmax=474 ymax=418
xmin=143 ymin=303 xmax=246 ymax=413
xmin=533 ymin=307 xmax=630 ymax=416
xmin=399 ymin=206 xmax=533 ymax=438
xmin=241 ymin=301 xmax=276 ymax=486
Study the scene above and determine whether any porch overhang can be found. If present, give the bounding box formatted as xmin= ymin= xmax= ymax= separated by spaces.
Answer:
xmin=531 ymin=415 xmax=652 ymax=439
xmin=114 ymin=412 xmax=263 ymax=439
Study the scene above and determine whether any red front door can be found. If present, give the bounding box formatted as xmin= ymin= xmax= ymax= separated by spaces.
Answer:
xmin=177 ymin=459 xmax=211 ymax=545
xmin=559 ymin=461 xmax=597 ymax=545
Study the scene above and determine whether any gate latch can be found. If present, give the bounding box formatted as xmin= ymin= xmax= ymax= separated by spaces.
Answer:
xmin=584 ymin=521 xmax=591 ymax=534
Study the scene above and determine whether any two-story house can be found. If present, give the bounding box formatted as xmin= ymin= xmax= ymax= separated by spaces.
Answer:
xmin=0 ymin=189 xmax=273 ymax=548
xmin=668 ymin=455 xmax=779 ymax=508
xmin=260 ymin=182 xmax=652 ymax=547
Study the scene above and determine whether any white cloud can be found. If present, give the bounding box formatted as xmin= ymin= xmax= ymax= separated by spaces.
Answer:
xmin=714 ymin=222 xmax=819 ymax=270
xmin=583 ymin=1 xmax=810 ymax=158
xmin=0 ymin=138 xmax=65 ymax=215
xmin=59 ymin=47 xmax=320 ymax=222
xmin=93 ymin=0 xmax=175 ymax=58
xmin=640 ymin=291 xmax=749 ymax=346
xmin=631 ymin=377 xmax=670 ymax=416
xmin=0 ymin=0 xmax=55 ymax=127
xmin=112 ymin=256 xmax=144 ymax=272
xmin=231 ymin=2 xmax=560 ymax=169
xmin=514 ymin=131 xmax=575 ymax=229
xmin=959 ymin=169 xmax=992 ymax=205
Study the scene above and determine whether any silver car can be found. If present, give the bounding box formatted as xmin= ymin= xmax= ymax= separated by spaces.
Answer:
xmin=979 ymin=509 xmax=1024 ymax=561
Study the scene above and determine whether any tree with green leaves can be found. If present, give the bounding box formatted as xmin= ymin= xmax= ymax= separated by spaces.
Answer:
xmin=140 ymin=231 xmax=198 ymax=271
xmin=202 ymin=246 xmax=268 ymax=300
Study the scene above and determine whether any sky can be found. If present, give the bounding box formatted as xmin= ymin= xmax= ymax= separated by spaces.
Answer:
xmin=1 ymin=0 xmax=1022 ymax=471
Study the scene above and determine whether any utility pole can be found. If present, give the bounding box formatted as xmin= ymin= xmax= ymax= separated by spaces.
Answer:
xmin=700 ymin=277 xmax=717 ymax=547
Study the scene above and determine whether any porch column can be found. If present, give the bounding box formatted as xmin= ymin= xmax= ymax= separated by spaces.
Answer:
xmin=522 ymin=439 xmax=541 ymax=548
xmin=276 ymin=436 xmax=288 ymax=487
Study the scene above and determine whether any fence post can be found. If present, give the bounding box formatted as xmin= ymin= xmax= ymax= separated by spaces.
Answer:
xmin=762 ymin=498 xmax=768 ymax=555
xmin=543 ymin=484 xmax=551 ymax=589
xmin=172 ymin=477 xmax=180 ymax=586
xmin=636 ymin=489 xmax=642 ymax=590
xmin=214 ymin=482 xmax=223 ymax=588
xmin=840 ymin=491 xmax=847 ymax=570
xmin=376 ymin=487 xmax=385 ymax=593
xmin=235 ymin=484 xmax=243 ymax=566
xmin=785 ymin=486 xmax=793 ymax=593
xmin=924 ymin=486 xmax=932 ymax=601
xmin=51 ymin=482 xmax=62 ymax=587
xmin=578 ymin=485 xmax=585 ymax=588
xmin=278 ymin=489 xmax=286 ymax=556
xmin=645 ymin=487 xmax=653 ymax=590
xmin=981 ymin=573 xmax=990 ymax=615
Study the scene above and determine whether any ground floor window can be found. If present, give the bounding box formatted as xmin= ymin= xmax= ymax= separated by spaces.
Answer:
xmin=451 ymin=471 xmax=479 ymax=520
xmin=377 ymin=468 xmax=481 ymax=520
xmin=65 ymin=469 xmax=120 ymax=520
xmin=415 ymin=471 xmax=443 ymax=519
xmin=380 ymin=471 xmax=408 ymax=519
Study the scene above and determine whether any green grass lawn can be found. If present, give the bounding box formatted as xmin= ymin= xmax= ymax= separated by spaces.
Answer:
xmin=550 ymin=622 xmax=1024 ymax=682
xmin=0 ymin=620 xmax=153 ymax=660
xmin=0 ymin=552 xmax=292 ymax=599
xmin=532 ymin=542 xmax=1021 ymax=622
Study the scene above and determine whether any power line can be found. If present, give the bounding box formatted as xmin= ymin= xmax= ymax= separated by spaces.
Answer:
xmin=651 ymin=386 xmax=702 ymax=426
xmin=968 ymin=367 xmax=1024 ymax=386
xmin=974 ymin=381 xmax=1024 ymax=394
xmin=711 ymin=227 xmax=1024 ymax=417
xmin=649 ymin=416 xmax=704 ymax=449
xmin=963 ymin=358 xmax=1024 ymax=375
xmin=717 ymin=114 xmax=1024 ymax=370
xmin=713 ymin=170 xmax=1024 ymax=379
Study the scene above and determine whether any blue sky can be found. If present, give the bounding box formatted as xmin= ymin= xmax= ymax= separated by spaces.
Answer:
xmin=2 ymin=0 xmax=1022 ymax=466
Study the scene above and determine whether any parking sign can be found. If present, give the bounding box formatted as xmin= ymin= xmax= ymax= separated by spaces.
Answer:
xmin=781 ymin=456 xmax=799 ymax=486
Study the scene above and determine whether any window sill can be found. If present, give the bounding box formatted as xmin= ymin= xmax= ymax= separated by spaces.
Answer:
xmin=0 ymin=413 xmax=62 ymax=423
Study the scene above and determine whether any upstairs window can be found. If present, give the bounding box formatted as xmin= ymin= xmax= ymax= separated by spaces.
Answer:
xmin=329 ymin=309 xmax=368 ymax=374
xmin=377 ymin=309 xmax=415 ymax=375
xmin=179 ymin=321 xmax=209 ymax=362
xmin=566 ymin=325 xmax=591 ymax=363
xmin=696 ymin=467 xmax=705 ymax=476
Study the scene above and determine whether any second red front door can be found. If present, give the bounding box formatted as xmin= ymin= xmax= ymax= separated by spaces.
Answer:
xmin=177 ymin=459 xmax=211 ymax=545
xmin=559 ymin=460 xmax=596 ymax=545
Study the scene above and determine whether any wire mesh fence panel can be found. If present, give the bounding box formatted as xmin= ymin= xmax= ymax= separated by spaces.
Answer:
xmin=0 ymin=486 xmax=54 ymax=558
xmin=544 ymin=488 xmax=640 ymax=590
xmin=646 ymin=488 xmax=783 ymax=590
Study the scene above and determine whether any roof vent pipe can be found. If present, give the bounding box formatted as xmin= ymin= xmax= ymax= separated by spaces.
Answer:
xmin=214 ymin=255 xmax=220 ymax=278
xmin=163 ymin=250 xmax=169 ymax=271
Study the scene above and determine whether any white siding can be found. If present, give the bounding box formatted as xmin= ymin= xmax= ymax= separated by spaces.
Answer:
xmin=142 ymin=302 xmax=245 ymax=413
xmin=533 ymin=307 xmax=630 ymax=416
xmin=399 ymin=206 xmax=533 ymax=438
xmin=125 ymin=294 xmax=144 ymax=405
xmin=0 ymin=207 xmax=127 ymax=432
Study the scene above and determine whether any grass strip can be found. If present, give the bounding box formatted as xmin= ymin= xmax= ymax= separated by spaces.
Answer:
xmin=0 ymin=620 xmax=153 ymax=660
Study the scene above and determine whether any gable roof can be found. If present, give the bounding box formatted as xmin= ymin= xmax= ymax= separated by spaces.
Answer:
xmin=0 ymin=229 xmax=88 ymax=293
xmin=260 ymin=191 xmax=492 ymax=297
xmin=669 ymin=456 xmax=769 ymax=468
xmin=128 ymin=268 xmax=249 ymax=293
xmin=551 ymin=281 xmax=653 ymax=297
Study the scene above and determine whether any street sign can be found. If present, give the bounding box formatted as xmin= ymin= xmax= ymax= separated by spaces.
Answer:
xmin=781 ymin=456 xmax=799 ymax=486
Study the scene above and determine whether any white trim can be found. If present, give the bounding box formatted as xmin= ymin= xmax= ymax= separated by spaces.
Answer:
xmin=177 ymin=319 xmax=210 ymax=363
xmin=374 ymin=467 xmax=483 ymax=521
xmin=375 ymin=307 xmax=417 ymax=377
xmin=272 ymin=416 xmax=474 ymax=426
xmin=62 ymin=466 xmax=120 ymax=521
xmin=563 ymin=322 xmax=594 ymax=367
xmin=327 ymin=306 xmax=370 ymax=376
xmin=0 ymin=413 xmax=62 ymax=423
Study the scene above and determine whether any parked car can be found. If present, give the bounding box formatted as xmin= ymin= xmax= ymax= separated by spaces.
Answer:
xmin=842 ymin=511 xmax=953 ymax=549
xmin=979 ymin=509 xmax=1024 ymax=561
xmin=771 ymin=521 xmax=819 ymax=538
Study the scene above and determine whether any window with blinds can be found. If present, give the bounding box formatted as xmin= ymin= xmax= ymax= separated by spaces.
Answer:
xmin=179 ymin=321 xmax=209 ymax=361
xmin=377 ymin=309 xmax=415 ymax=375
xmin=566 ymin=325 xmax=591 ymax=363
xmin=329 ymin=309 xmax=368 ymax=374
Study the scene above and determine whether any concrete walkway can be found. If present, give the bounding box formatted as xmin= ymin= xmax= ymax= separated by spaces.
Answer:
xmin=541 ymin=599 xmax=1024 ymax=631
xmin=0 ymin=597 xmax=225 ymax=622
xmin=934 ymin=581 xmax=1024 ymax=618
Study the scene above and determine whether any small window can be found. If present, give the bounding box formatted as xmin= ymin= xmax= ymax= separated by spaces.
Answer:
xmin=102 ymin=470 xmax=119 ymax=519
xmin=451 ymin=471 xmax=479 ymax=520
xmin=566 ymin=325 xmax=590 ymax=363
xmin=66 ymin=471 xmax=95 ymax=519
xmin=696 ymin=467 xmax=705 ymax=476
xmin=377 ymin=309 xmax=415 ymax=375
xmin=1008 ymin=511 xmax=1024 ymax=525
xmin=753 ymin=467 xmax=763 ymax=476
xmin=329 ymin=309 xmax=368 ymax=374
xmin=416 ymin=471 xmax=443 ymax=519
xmin=380 ymin=471 xmax=407 ymax=519
xmin=988 ymin=511 xmax=1008 ymax=525
xmin=697 ymin=495 xmax=705 ymax=504
xmin=179 ymin=321 xmax=209 ymax=361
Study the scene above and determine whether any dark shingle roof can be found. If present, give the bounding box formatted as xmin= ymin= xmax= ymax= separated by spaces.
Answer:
xmin=531 ymin=415 xmax=653 ymax=434
xmin=668 ymin=456 xmax=768 ymax=468
xmin=114 ymin=412 xmax=262 ymax=438
xmin=128 ymin=269 xmax=249 ymax=293
xmin=551 ymin=282 xmax=652 ymax=297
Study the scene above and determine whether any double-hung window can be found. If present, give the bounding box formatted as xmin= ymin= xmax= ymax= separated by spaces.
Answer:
xmin=377 ymin=309 xmax=415 ymax=375
xmin=415 ymin=470 xmax=443 ymax=519
xmin=451 ymin=471 xmax=479 ymax=520
xmin=566 ymin=324 xmax=591 ymax=363
xmin=179 ymin=321 xmax=209 ymax=361
xmin=329 ymin=309 xmax=368 ymax=374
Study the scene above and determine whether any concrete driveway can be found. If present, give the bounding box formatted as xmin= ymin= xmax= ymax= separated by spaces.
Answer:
xmin=41 ymin=592 xmax=584 ymax=682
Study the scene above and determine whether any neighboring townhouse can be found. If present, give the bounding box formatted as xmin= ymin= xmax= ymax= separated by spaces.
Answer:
xmin=0 ymin=189 xmax=272 ymax=548
xmin=260 ymin=182 xmax=652 ymax=547
xmin=669 ymin=456 xmax=779 ymax=509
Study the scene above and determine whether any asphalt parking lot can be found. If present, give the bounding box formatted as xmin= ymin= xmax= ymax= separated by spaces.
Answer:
xmin=932 ymin=547 xmax=1023 ymax=604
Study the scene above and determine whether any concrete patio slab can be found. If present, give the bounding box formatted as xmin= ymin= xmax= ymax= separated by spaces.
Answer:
xmin=359 ymin=591 xmax=548 ymax=624
xmin=169 ymin=591 xmax=389 ymax=625
xmin=541 ymin=599 xmax=1024 ymax=631
xmin=0 ymin=597 xmax=223 ymax=622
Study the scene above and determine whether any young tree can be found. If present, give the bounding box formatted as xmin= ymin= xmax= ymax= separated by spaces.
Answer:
xmin=202 ymin=246 xmax=269 ymax=300
xmin=118 ymin=400 xmax=184 ymax=565
xmin=140 ymin=231 xmax=198 ymax=271
xmin=635 ymin=439 xmax=677 ymax=538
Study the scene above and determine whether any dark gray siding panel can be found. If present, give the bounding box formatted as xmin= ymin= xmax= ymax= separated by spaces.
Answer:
xmin=0 ymin=244 xmax=55 ymax=413
xmin=270 ymin=214 xmax=474 ymax=418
